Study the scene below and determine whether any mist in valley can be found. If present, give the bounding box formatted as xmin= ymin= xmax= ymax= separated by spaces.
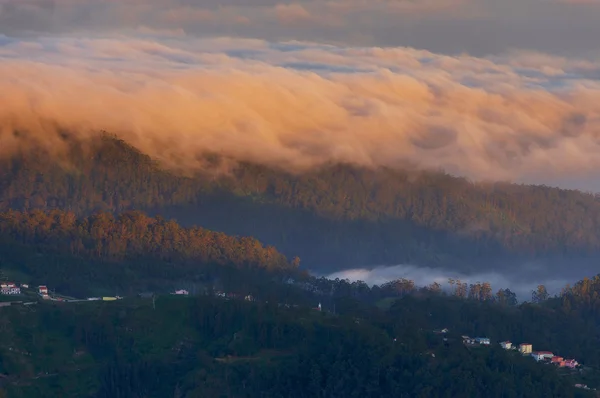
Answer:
xmin=323 ymin=258 xmax=599 ymax=301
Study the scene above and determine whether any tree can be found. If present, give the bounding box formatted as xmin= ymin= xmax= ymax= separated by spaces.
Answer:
xmin=532 ymin=285 xmax=549 ymax=303
xmin=292 ymin=256 xmax=301 ymax=268
xmin=455 ymin=280 xmax=468 ymax=298
xmin=469 ymin=282 xmax=482 ymax=301
xmin=426 ymin=282 xmax=442 ymax=294
xmin=447 ymin=278 xmax=455 ymax=294
xmin=481 ymin=282 xmax=493 ymax=301
xmin=496 ymin=288 xmax=518 ymax=306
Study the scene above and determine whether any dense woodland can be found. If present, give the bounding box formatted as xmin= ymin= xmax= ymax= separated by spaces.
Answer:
xmin=0 ymin=207 xmax=598 ymax=396
xmin=0 ymin=209 xmax=306 ymax=298
xmin=0 ymin=287 xmax=590 ymax=397
xmin=2 ymin=136 xmax=600 ymax=271
xmin=0 ymin=210 xmax=295 ymax=272
xmin=2 ymin=276 xmax=600 ymax=398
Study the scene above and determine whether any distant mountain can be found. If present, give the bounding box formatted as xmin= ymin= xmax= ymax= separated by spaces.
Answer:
xmin=2 ymin=135 xmax=600 ymax=273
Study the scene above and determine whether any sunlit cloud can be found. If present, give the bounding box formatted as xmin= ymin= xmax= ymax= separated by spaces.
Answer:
xmin=2 ymin=35 xmax=600 ymax=190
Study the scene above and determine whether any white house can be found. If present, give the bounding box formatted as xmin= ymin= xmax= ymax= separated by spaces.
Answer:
xmin=500 ymin=341 xmax=512 ymax=350
xmin=475 ymin=337 xmax=490 ymax=345
xmin=173 ymin=289 xmax=189 ymax=295
xmin=1 ymin=283 xmax=21 ymax=295
xmin=531 ymin=351 xmax=554 ymax=361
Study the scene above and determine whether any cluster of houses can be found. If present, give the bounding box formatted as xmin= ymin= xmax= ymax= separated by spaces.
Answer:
xmin=462 ymin=335 xmax=490 ymax=345
xmin=442 ymin=330 xmax=582 ymax=371
xmin=1 ymin=283 xmax=49 ymax=298
xmin=498 ymin=341 xmax=579 ymax=369
xmin=0 ymin=282 xmax=21 ymax=295
xmin=3 ymin=282 xmax=262 ymax=305
xmin=0 ymin=282 xmax=126 ymax=303
xmin=213 ymin=291 xmax=256 ymax=302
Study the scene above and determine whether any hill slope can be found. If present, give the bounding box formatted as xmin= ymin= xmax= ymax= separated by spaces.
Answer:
xmin=0 ymin=209 xmax=300 ymax=297
xmin=0 ymin=292 xmax=596 ymax=398
xmin=2 ymin=136 xmax=600 ymax=272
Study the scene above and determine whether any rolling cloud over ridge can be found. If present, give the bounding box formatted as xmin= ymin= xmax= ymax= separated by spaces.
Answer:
xmin=2 ymin=34 xmax=600 ymax=188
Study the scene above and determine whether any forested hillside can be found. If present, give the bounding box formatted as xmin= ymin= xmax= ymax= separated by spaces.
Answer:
xmin=1 ymin=205 xmax=600 ymax=397
xmin=0 ymin=210 xmax=295 ymax=271
xmin=2 ymin=135 xmax=600 ymax=271
xmin=0 ymin=288 xmax=598 ymax=398
xmin=0 ymin=210 xmax=301 ymax=298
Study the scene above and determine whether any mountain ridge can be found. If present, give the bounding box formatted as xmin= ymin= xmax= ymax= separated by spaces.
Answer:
xmin=2 ymin=135 xmax=600 ymax=273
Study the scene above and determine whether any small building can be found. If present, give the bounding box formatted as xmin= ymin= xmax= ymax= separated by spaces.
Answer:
xmin=500 ymin=341 xmax=512 ymax=350
xmin=102 ymin=297 xmax=117 ymax=301
xmin=434 ymin=328 xmax=449 ymax=334
xmin=244 ymin=295 xmax=254 ymax=302
xmin=564 ymin=359 xmax=578 ymax=369
xmin=38 ymin=286 xmax=49 ymax=296
xmin=531 ymin=351 xmax=554 ymax=361
xmin=531 ymin=352 xmax=545 ymax=361
xmin=519 ymin=343 xmax=533 ymax=354
xmin=475 ymin=337 xmax=490 ymax=345
xmin=21 ymin=284 xmax=29 ymax=289
xmin=172 ymin=289 xmax=189 ymax=296
xmin=551 ymin=356 xmax=565 ymax=366
xmin=462 ymin=336 xmax=475 ymax=345
xmin=1 ymin=283 xmax=21 ymax=295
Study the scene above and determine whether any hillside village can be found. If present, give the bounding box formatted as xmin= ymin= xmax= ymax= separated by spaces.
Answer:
xmin=431 ymin=329 xmax=594 ymax=391
xmin=1 ymin=278 xmax=598 ymax=392
xmin=462 ymin=335 xmax=580 ymax=369
xmin=0 ymin=280 xmax=193 ymax=305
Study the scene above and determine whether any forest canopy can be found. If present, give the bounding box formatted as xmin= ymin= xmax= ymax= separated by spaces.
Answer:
xmin=0 ymin=209 xmax=296 ymax=271
xmin=3 ymin=136 xmax=600 ymax=271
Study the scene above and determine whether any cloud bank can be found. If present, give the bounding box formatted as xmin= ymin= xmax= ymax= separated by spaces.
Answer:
xmin=2 ymin=34 xmax=600 ymax=188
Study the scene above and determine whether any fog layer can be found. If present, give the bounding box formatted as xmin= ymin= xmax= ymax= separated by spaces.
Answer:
xmin=327 ymin=263 xmax=588 ymax=301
